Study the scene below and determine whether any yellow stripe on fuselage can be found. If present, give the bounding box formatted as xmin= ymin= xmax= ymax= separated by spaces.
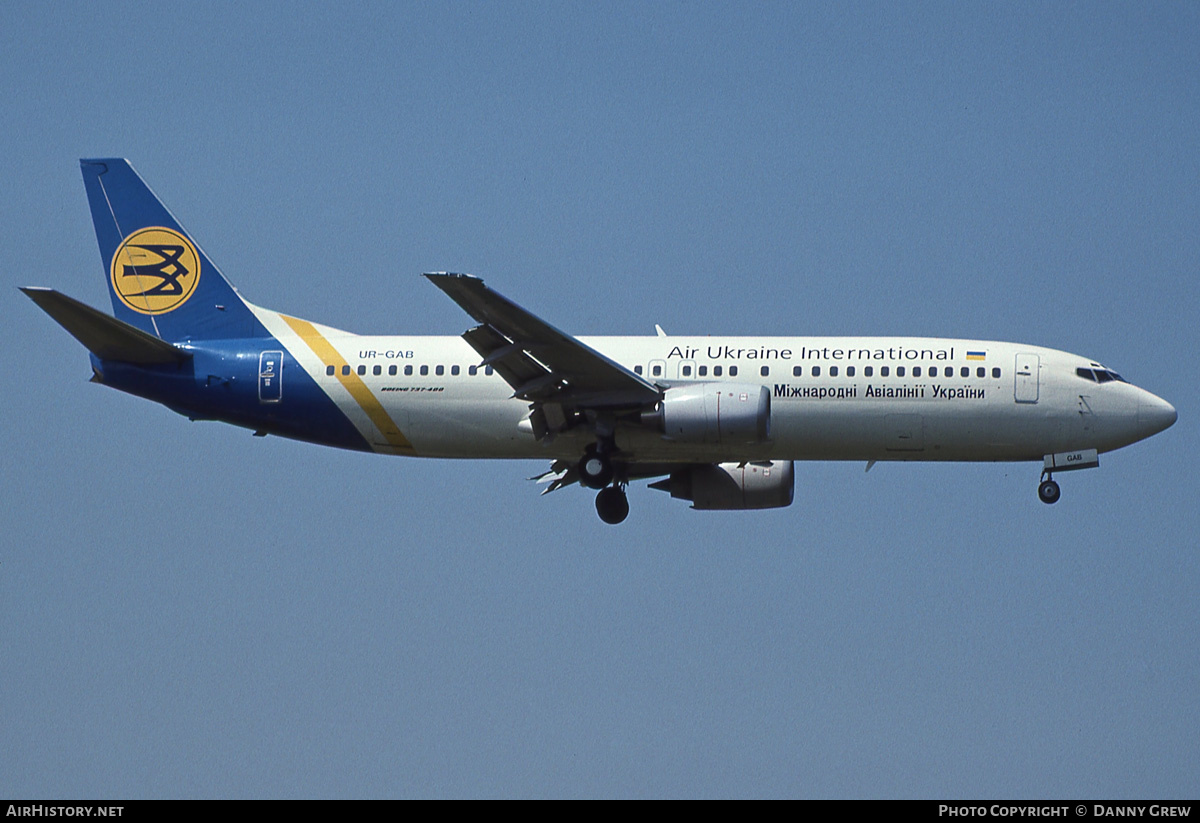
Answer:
xmin=280 ymin=315 xmax=415 ymax=454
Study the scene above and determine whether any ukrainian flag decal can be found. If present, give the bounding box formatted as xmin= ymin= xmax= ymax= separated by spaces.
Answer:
xmin=966 ymin=351 xmax=986 ymax=361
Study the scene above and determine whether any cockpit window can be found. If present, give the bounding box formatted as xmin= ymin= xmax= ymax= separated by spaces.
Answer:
xmin=1077 ymin=367 xmax=1127 ymax=384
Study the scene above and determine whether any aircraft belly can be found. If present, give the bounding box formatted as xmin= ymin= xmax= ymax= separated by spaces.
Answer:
xmin=764 ymin=399 xmax=1062 ymax=462
xmin=392 ymin=398 xmax=538 ymax=458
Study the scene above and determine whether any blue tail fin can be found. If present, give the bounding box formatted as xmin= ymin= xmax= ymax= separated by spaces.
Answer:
xmin=81 ymin=158 xmax=266 ymax=341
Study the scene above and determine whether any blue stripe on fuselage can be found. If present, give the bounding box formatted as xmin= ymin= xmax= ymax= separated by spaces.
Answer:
xmin=90 ymin=337 xmax=370 ymax=452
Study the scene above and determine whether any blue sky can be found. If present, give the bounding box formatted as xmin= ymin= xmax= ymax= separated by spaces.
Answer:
xmin=2 ymin=1 xmax=1197 ymax=798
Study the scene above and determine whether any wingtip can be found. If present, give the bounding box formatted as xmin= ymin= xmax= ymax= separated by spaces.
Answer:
xmin=424 ymin=272 xmax=483 ymax=294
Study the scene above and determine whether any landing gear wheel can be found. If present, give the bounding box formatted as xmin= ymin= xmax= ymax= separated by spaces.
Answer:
xmin=595 ymin=486 xmax=629 ymax=525
xmin=1038 ymin=479 xmax=1061 ymax=505
xmin=579 ymin=446 xmax=614 ymax=490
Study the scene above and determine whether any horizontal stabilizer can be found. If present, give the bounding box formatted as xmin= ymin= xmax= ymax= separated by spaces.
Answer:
xmin=21 ymin=287 xmax=190 ymax=365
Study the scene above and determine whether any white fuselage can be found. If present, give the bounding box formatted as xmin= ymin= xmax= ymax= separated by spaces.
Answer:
xmin=254 ymin=307 xmax=1175 ymax=466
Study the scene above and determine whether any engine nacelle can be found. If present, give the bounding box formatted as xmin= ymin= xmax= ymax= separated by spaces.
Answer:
xmin=652 ymin=460 xmax=794 ymax=510
xmin=650 ymin=383 xmax=771 ymax=444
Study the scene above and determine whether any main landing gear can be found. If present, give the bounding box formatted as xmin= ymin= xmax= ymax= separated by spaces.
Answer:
xmin=595 ymin=485 xmax=630 ymax=525
xmin=579 ymin=441 xmax=628 ymax=524
xmin=579 ymin=443 xmax=614 ymax=489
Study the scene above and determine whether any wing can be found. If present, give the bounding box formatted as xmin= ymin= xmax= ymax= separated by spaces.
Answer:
xmin=425 ymin=273 xmax=661 ymax=414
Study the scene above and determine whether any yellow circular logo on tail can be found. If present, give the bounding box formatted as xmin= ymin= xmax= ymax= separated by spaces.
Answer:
xmin=110 ymin=227 xmax=201 ymax=315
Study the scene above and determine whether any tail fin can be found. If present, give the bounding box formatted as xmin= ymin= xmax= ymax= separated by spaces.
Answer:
xmin=80 ymin=158 xmax=265 ymax=341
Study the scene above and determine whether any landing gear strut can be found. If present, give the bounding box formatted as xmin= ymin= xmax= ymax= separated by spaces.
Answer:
xmin=1038 ymin=473 xmax=1061 ymax=505
xmin=595 ymin=485 xmax=629 ymax=525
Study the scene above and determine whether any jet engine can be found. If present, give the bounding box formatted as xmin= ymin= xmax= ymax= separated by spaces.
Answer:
xmin=650 ymin=460 xmax=794 ymax=510
xmin=646 ymin=383 xmax=771 ymax=444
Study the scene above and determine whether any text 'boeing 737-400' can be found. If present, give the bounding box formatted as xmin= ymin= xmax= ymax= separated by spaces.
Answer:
xmin=23 ymin=159 xmax=1177 ymax=523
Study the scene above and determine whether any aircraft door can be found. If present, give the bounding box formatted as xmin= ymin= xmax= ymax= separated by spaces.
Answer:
xmin=1014 ymin=353 xmax=1039 ymax=403
xmin=677 ymin=360 xmax=696 ymax=379
xmin=258 ymin=350 xmax=283 ymax=403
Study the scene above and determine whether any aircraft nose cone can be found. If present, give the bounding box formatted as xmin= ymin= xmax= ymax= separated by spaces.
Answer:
xmin=1138 ymin=394 xmax=1177 ymax=437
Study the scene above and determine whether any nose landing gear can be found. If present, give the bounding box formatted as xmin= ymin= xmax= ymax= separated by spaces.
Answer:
xmin=1038 ymin=474 xmax=1061 ymax=504
xmin=1037 ymin=449 xmax=1099 ymax=505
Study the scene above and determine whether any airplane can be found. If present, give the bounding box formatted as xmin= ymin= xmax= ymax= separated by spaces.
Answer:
xmin=22 ymin=159 xmax=1177 ymax=524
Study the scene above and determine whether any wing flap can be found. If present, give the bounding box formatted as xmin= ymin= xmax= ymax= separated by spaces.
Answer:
xmin=426 ymin=272 xmax=659 ymax=408
xmin=461 ymin=323 xmax=553 ymax=397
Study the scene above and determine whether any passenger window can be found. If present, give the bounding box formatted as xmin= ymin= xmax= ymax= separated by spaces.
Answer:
xmin=436 ymin=365 xmax=444 ymax=376
xmin=714 ymin=366 xmax=723 ymax=377
xmin=729 ymin=365 xmax=738 ymax=376
xmin=405 ymin=365 xmax=413 ymax=376
xmin=389 ymin=365 xmax=397 ymax=376
xmin=812 ymin=366 xmax=821 ymax=377
xmin=357 ymin=365 xmax=367 ymax=376
xmin=326 ymin=365 xmax=335 ymax=376
xmin=420 ymin=365 xmax=428 ymax=376
xmin=913 ymin=366 xmax=922 ymax=377
xmin=682 ymin=365 xmax=692 ymax=376
xmin=793 ymin=365 xmax=803 ymax=377
xmin=977 ymin=367 xmax=985 ymax=378
xmin=830 ymin=366 xmax=838 ymax=377
xmin=897 ymin=366 xmax=906 ymax=377
xmin=864 ymin=366 xmax=873 ymax=377
xmin=485 ymin=366 xmax=494 ymax=375
xmin=992 ymin=368 xmax=1001 ymax=378
xmin=698 ymin=365 xmax=708 ymax=377
xmin=635 ymin=365 xmax=643 ymax=375
xmin=451 ymin=365 xmax=460 ymax=376
xmin=761 ymin=366 xmax=769 ymax=377
xmin=342 ymin=365 xmax=351 ymax=376
xmin=469 ymin=365 xmax=478 ymax=376
xmin=881 ymin=366 xmax=889 ymax=377
xmin=652 ymin=364 xmax=662 ymax=377
xmin=847 ymin=366 xmax=855 ymax=377
xmin=960 ymin=366 xmax=969 ymax=378
xmin=373 ymin=365 xmax=382 ymax=376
